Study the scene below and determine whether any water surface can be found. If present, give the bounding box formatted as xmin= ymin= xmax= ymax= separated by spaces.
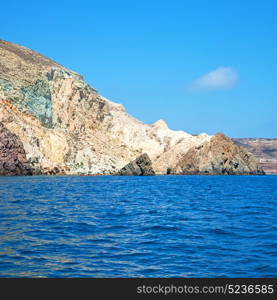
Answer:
xmin=0 ymin=175 xmax=276 ymax=277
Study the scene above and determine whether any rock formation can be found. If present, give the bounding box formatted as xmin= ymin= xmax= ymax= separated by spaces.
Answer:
xmin=171 ymin=133 xmax=265 ymax=175
xmin=0 ymin=40 xmax=265 ymax=175
xmin=118 ymin=153 xmax=155 ymax=176
xmin=0 ymin=122 xmax=32 ymax=175
xmin=233 ymin=138 xmax=277 ymax=174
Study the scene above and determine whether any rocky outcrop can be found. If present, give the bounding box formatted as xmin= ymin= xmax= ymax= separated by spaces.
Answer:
xmin=152 ymin=133 xmax=211 ymax=174
xmin=118 ymin=153 xmax=155 ymax=176
xmin=233 ymin=138 xmax=277 ymax=174
xmin=0 ymin=122 xmax=32 ymax=175
xmin=0 ymin=40 xmax=212 ymax=175
xmin=0 ymin=40 xmax=265 ymax=175
xmin=171 ymin=133 xmax=265 ymax=175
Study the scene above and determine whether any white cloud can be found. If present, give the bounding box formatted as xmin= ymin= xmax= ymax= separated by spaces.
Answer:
xmin=190 ymin=67 xmax=238 ymax=91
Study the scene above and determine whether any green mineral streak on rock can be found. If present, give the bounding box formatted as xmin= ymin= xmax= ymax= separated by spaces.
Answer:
xmin=14 ymin=80 xmax=53 ymax=128
xmin=0 ymin=79 xmax=14 ymax=93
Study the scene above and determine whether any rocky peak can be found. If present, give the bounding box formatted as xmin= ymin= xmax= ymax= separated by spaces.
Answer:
xmin=152 ymin=119 xmax=168 ymax=130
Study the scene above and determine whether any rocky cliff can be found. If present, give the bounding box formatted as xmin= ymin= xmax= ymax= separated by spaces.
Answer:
xmin=0 ymin=122 xmax=32 ymax=175
xmin=0 ymin=40 xmax=264 ymax=175
xmin=171 ymin=134 xmax=265 ymax=175
xmin=233 ymin=138 xmax=277 ymax=174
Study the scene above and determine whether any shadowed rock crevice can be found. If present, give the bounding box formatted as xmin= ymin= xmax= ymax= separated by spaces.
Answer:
xmin=0 ymin=122 xmax=32 ymax=175
xmin=118 ymin=153 xmax=155 ymax=176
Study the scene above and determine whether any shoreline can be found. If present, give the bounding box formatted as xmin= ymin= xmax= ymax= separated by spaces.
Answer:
xmin=0 ymin=173 xmax=274 ymax=177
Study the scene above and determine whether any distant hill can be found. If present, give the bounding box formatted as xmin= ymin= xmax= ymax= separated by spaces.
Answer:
xmin=233 ymin=139 xmax=277 ymax=174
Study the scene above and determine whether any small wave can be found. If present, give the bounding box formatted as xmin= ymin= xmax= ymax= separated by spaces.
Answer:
xmin=0 ymin=175 xmax=276 ymax=277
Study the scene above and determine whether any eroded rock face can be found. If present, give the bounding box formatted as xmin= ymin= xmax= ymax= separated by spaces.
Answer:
xmin=233 ymin=138 xmax=277 ymax=174
xmin=152 ymin=133 xmax=211 ymax=174
xmin=118 ymin=154 xmax=155 ymax=176
xmin=171 ymin=133 xmax=265 ymax=175
xmin=0 ymin=40 xmax=265 ymax=175
xmin=0 ymin=40 xmax=212 ymax=175
xmin=0 ymin=122 xmax=32 ymax=175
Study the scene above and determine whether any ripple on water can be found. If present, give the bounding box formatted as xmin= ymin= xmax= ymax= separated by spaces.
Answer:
xmin=0 ymin=175 xmax=276 ymax=277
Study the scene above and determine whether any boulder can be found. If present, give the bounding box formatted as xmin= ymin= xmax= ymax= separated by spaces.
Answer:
xmin=118 ymin=153 xmax=155 ymax=176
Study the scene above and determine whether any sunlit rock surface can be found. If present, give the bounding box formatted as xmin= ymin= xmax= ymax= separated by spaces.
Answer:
xmin=171 ymin=134 xmax=265 ymax=175
xmin=0 ymin=40 xmax=264 ymax=175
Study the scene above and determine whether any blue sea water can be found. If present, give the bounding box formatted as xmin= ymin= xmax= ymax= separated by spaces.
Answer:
xmin=0 ymin=175 xmax=276 ymax=278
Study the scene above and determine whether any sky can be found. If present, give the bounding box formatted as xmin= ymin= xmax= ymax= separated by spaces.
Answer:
xmin=1 ymin=0 xmax=276 ymax=137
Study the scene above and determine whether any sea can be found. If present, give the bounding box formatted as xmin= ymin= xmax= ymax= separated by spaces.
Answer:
xmin=0 ymin=175 xmax=276 ymax=278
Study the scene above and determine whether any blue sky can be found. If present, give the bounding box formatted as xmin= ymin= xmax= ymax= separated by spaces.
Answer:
xmin=1 ymin=0 xmax=276 ymax=137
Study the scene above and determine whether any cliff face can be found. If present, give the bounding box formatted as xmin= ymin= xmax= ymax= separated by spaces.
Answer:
xmin=233 ymin=139 xmax=277 ymax=174
xmin=0 ymin=122 xmax=32 ymax=175
xmin=0 ymin=40 xmax=264 ymax=175
xmin=172 ymin=134 xmax=265 ymax=175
